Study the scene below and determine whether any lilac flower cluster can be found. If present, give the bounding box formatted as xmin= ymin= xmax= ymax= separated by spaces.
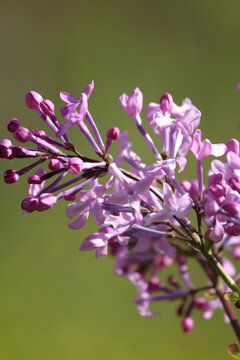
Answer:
xmin=2 ymin=82 xmax=240 ymax=356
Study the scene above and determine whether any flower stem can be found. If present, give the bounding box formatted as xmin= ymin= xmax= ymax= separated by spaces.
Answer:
xmin=217 ymin=289 xmax=240 ymax=342
xmin=202 ymin=249 xmax=240 ymax=296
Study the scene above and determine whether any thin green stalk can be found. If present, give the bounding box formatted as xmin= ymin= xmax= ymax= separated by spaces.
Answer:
xmin=202 ymin=249 xmax=240 ymax=296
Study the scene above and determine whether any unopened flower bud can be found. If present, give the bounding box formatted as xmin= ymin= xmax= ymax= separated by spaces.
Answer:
xmin=205 ymin=200 xmax=219 ymax=216
xmin=0 ymin=146 xmax=12 ymax=159
xmin=37 ymin=193 xmax=56 ymax=212
xmin=49 ymin=158 xmax=63 ymax=171
xmin=176 ymin=255 xmax=186 ymax=266
xmin=31 ymin=130 xmax=45 ymax=138
xmin=223 ymin=202 xmax=240 ymax=216
xmin=7 ymin=118 xmax=20 ymax=133
xmin=68 ymin=157 xmax=83 ymax=175
xmin=28 ymin=174 xmax=42 ymax=184
xmin=160 ymin=93 xmax=173 ymax=113
xmin=21 ymin=196 xmax=39 ymax=213
xmin=181 ymin=317 xmax=194 ymax=333
xmin=13 ymin=127 xmax=30 ymax=143
xmin=64 ymin=193 xmax=77 ymax=201
xmin=226 ymin=139 xmax=239 ymax=155
xmin=225 ymin=224 xmax=240 ymax=236
xmin=25 ymin=91 xmax=43 ymax=110
xmin=194 ymin=297 xmax=207 ymax=310
xmin=3 ymin=169 xmax=19 ymax=184
xmin=40 ymin=99 xmax=55 ymax=116
xmin=233 ymin=246 xmax=240 ymax=259
xmin=106 ymin=127 xmax=120 ymax=140
xmin=229 ymin=177 xmax=240 ymax=193
xmin=0 ymin=139 xmax=12 ymax=147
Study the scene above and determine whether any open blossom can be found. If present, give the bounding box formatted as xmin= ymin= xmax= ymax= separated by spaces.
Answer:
xmin=119 ymin=88 xmax=143 ymax=117
xmin=2 ymin=81 xmax=240 ymax=349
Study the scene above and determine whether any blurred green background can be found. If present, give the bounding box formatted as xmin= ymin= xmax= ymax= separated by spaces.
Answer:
xmin=0 ymin=0 xmax=240 ymax=359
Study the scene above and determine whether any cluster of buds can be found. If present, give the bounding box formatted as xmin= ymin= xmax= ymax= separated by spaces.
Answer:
xmin=2 ymin=82 xmax=240 ymax=356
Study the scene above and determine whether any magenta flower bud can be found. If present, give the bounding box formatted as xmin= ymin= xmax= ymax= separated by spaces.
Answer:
xmin=25 ymin=91 xmax=43 ymax=110
xmin=83 ymin=80 xmax=94 ymax=99
xmin=21 ymin=196 xmax=39 ymax=213
xmin=233 ymin=246 xmax=240 ymax=259
xmin=106 ymin=127 xmax=120 ymax=140
xmin=222 ymin=202 xmax=240 ymax=216
xmin=37 ymin=193 xmax=56 ymax=212
xmin=31 ymin=129 xmax=46 ymax=138
xmin=181 ymin=180 xmax=191 ymax=192
xmin=12 ymin=147 xmax=27 ymax=157
xmin=209 ymin=219 xmax=224 ymax=242
xmin=226 ymin=139 xmax=239 ymax=155
xmin=40 ymin=99 xmax=55 ymax=116
xmin=159 ymin=93 xmax=173 ymax=113
xmin=0 ymin=139 xmax=12 ymax=147
xmin=64 ymin=193 xmax=77 ymax=201
xmin=225 ymin=224 xmax=240 ymax=236
xmin=3 ymin=169 xmax=19 ymax=184
xmin=7 ymin=118 xmax=20 ymax=133
xmin=49 ymin=158 xmax=63 ymax=171
xmin=13 ymin=127 xmax=30 ymax=143
xmin=209 ymin=173 xmax=224 ymax=186
xmin=175 ymin=255 xmax=186 ymax=266
xmin=205 ymin=200 xmax=219 ymax=216
xmin=229 ymin=177 xmax=240 ymax=193
xmin=181 ymin=317 xmax=194 ymax=333
xmin=194 ymin=297 xmax=207 ymax=310
xmin=237 ymin=83 xmax=240 ymax=94
xmin=182 ymin=180 xmax=198 ymax=201
xmin=0 ymin=146 xmax=13 ymax=159
xmin=28 ymin=174 xmax=42 ymax=184
xmin=68 ymin=157 xmax=83 ymax=175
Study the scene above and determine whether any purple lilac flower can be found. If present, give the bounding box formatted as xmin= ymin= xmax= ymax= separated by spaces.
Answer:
xmin=3 ymin=81 xmax=240 ymax=349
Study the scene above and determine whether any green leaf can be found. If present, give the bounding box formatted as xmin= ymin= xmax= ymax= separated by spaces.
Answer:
xmin=204 ymin=292 xmax=218 ymax=300
xmin=228 ymin=343 xmax=240 ymax=359
xmin=224 ymin=292 xmax=240 ymax=302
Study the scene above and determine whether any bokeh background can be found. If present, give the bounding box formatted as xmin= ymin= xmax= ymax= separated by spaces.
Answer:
xmin=0 ymin=0 xmax=240 ymax=359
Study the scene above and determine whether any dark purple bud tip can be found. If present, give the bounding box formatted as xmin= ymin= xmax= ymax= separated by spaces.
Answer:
xmin=28 ymin=175 xmax=42 ymax=184
xmin=7 ymin=118 xmax=20 ymax=133
xmin=25 ymin=91 xmax=43 ymax=110
xmin=21 ymin=196 xmax=39 ymax=213
xmin=175 ymin=255 xmax=186 ymax=266
xmin=181 ymin=317 xmax=194 ymax=333
xmin=160 ymin=93 xmax=173 ymax=113
xmin=226 ymin=139 xmax=239 ymax=155
xmin=13 ymin=127 xmax=30 ymax=143
xmin=222 ymin=203 xmax=240 ymax=216
xmin=31 ymin=129 xmax=46 ymax=138
xmin=0 ymin=146 xmax=13 ymax=159
xmin=106 ymin=127 xmax=120 ymax=140
xmin=68 ymin=157 xmax=83 ymax=175
xmin=40 ymin=99 xmax=55 ymax=116
xmin=49 ymin=158 xmax=63 ymax=171
xmin=194 ymin=297 xmax=207 ymax=310
xmin=64 ymin=193 xmax=77 ymax=201
xmin=4 ymin=169 xmax=19 ymax=184
xmin=1 ymin=138 xmax=11 ymax=145
xmin=37 ymin=193 xmax=56 ymax=212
